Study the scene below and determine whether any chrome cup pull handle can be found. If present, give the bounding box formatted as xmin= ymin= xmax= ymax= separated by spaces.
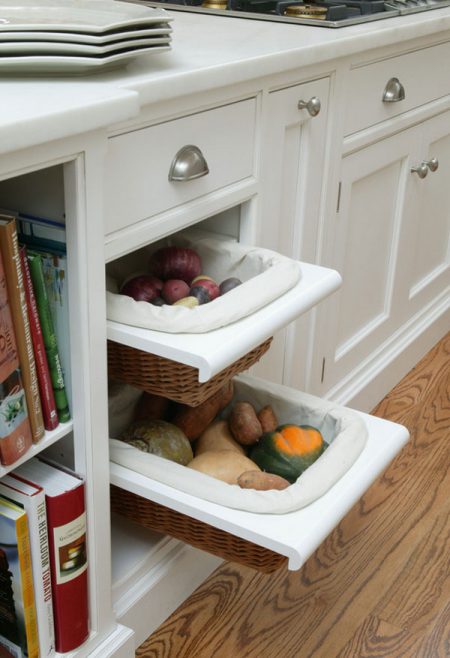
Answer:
xmin=424 ymin=157 xmax=439 ymax=172
xmin=411 ymin=162 xmax=429 ymax=179
xmin=297 ymin=96 xmax=321 ymax=117
xmin=168 ymin=145 xmax=209 ymax=182
xmin=382 ymin=77 xmax=406 ymax=103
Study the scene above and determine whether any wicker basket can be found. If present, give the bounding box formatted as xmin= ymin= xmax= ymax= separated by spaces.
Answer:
xmin=110 ymin=485 xmax=287 ymax=573
xmin=107 ymin=337 xmax=272 ymax=406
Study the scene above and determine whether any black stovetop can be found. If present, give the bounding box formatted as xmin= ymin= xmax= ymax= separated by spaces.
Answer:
xmin=141 ymin=0 xmax=450 ymax=27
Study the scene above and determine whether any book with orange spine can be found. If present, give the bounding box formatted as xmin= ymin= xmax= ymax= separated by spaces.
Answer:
xmin=0 ymin=214 xmax=44 ymax=443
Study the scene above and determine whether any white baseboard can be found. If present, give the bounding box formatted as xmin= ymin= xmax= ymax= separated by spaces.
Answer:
xmin=114 ymin=542 xmax=222 ymax=648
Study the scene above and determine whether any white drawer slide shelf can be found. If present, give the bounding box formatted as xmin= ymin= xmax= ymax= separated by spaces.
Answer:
xmin=110 ymin=376 xmax=409 ymax=572
xmin=107 ymin=260 xmax=341 ymax=383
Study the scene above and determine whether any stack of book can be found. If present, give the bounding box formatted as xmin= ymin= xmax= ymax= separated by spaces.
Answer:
xmin=0 ymin=211 xmax=71 ymax=467
xmin=0 ymin=458 xmax=89 ymax=656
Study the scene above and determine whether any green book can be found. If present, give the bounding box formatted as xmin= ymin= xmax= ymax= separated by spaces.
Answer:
xmin=27 ymin=252 xmax=70 ymax=423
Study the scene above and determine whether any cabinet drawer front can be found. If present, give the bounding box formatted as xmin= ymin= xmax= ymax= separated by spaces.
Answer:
xmin=104 ymin=99 xmax=256 ymax=235
xmin=344 ymin=42 xmax=450 ymax=136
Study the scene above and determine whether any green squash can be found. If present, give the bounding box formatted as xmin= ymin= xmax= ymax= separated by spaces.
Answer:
xmin=121 ymin=419 xmax=193 ymax=465
xmin=250 ymin=424 xmax=325 ymax=483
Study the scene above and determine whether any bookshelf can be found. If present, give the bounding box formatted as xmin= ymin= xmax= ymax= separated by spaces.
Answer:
xmin=0 ymin=148 xmax=134 ymax=656
xmin=0 ymin=422 xmax=73 ymax=478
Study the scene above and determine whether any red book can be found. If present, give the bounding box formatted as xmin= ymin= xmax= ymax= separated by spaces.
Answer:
xmin=20 ymin=246 xmax=59 ymax=432
xmin=0 ymin=249 xmax=33 ymax=465
xmin=14 ymin=458 xmax=89 ymax=653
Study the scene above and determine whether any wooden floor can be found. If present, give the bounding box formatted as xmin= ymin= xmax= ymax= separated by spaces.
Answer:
xmin=137 ymin=333 xmax=450 ymax=658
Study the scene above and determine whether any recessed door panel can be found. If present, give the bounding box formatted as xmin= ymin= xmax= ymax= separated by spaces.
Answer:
xmin=402 ymin=117 xmax=450 ymax=310
xmin=313 ymin=126 xmax=420 ymax=395
xmin=336 ymin=161 xmax=400 ymax=355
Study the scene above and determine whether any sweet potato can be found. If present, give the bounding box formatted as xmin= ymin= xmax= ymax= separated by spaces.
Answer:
xmin=172 ymin=380 xmax=234 ymax=441
xmin=134 ymin=392 xmax=170 ymax=421
xmin=257 ymin=405 xmax=278 ymax=433
xmin=195 ymin=420 xmax=245 ymax=456
xmin=187 ymin=450 xmax=260 ymax=484
xmin=229 ymin=401 xmax=262 ymax=446
xmin=237 ymin=470 xmax=290 ymax=491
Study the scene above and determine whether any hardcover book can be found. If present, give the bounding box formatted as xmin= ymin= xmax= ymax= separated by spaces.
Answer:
xmin=20 ymin=247 xmax=59 ymax=433
xmin=26 ymin=253 xmax=70 ymax=424
xmin=0 ymin=474 xmax=55 ymax=657
xmin=0 ymin=215 xmax=44 ymax=443
xmin=39 ymin=252 xmax=71 ymax=417
xmin=0 ymin=496 xmax=39 ymax=658
xmin=0 ymin=250 xmax=33 ymax=467
xmin=14 ymin=459 xmax=88 ymax=653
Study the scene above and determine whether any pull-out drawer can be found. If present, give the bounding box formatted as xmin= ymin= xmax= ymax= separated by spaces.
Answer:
xmin=106 ymin=260 xmax=341 ymax=384
xmin=344 ymin=42 xmax=450 ymax=136
xmin=110 ymin=375 xmax=409 ymax=572
xmin=104 ymin=98 xmax=257 ymax=235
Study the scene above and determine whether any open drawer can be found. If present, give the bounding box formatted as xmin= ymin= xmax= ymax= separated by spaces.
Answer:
xmin=109 ymin=375 xmax=409 ymax=573
xmin=107 ymin=260 xmax=341 ymax=384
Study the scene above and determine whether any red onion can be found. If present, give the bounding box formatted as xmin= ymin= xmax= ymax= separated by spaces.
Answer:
xmin=149 ymin=247 xmax=201 ymax=283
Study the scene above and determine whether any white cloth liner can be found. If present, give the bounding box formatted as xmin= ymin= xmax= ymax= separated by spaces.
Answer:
xmin=106 ymin=229 xmax=302 ymax=333
xmin=109 ymin=375 xmax=368 ymax=514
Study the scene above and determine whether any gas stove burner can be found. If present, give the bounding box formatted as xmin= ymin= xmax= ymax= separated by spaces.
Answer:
xmin=283 ymin=2 xmax=328 ymax=15
xmin=202 ymin=0 xmax=228 ymax=6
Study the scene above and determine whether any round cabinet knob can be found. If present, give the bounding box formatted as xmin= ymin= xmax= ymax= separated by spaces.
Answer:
xmin=424 ymin=157 xmax=439 ymax=172
xmin=168 ymin=145 xmax=209 ymax=182
xmin=297 ymin=96 xmax=321 ymax=117
xmin=382 ymin=77 xmax=406 ymax=103
xmin=411 ymin=162 xmax=429 ymax=179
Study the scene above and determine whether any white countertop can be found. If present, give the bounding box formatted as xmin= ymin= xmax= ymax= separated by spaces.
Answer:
xmin=1 ymin=5 xmax=450 ymax=155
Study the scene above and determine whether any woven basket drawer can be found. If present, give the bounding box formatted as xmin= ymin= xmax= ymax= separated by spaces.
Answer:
xmin=110 ymin=485 xmax=287 ymax=573
xmin=107 ymin=337 xmax=272 ymax=406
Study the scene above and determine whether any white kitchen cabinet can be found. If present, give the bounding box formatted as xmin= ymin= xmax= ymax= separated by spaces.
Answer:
xmin=308 ymin=50 xmax=450 ymax=409
xmin=253 ymin=76 xmax=331 ymax=387
xmin=3 ymin=13 xmax=450 ymax=655
xmin=396 ymin=110 xmax=450 ymax=321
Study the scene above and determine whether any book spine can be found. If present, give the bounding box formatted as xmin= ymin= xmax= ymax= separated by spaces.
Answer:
xmin=20 ymin=247 xmax=59 ymax=432
xmin=0 ymin=546 xmax=21 ymax=649
xmin=0 ymin=477 xmax=55 ymax=657
xmin=15 ymin=512 xmax=39 ymax=658
xmin=45 ymin=482 xmax=88 ymax=653
xmin=0 ymin=217 xmax=44 ymax=443
xmin=26 ymin=253 xmax=70 ymax=424
xmin=0 ymin=251 xmax=33 ymax=466
xmin=40 ymin=253 xmax=71 ymax=415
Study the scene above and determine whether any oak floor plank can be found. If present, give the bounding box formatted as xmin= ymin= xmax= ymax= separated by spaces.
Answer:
xmin=137 ymin=332 xmax=450 ymax=658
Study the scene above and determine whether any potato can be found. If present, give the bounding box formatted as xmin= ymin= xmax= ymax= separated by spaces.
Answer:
xmin=173 ymin=380 xmax=234 ymax=441
xmin=229 ymin=401 xmax=262 ymax=445
xmin=187 ymin=450 xmax=260 ymax=484
xmin=195 ymin=420 xmax=245 ymax=456
xmin=257 ymin=405 xmax=278 ymax=433
xmin=162 ymin=279 xmax=190 ymax=304
xmin=237 ymin=470 xmax=290 ymax=491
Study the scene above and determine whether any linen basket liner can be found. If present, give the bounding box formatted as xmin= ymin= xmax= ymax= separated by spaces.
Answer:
xmin=106 ymin=230 xmax=302 ymax=333
xmin=109 ymin=375 xmax=368 ymax=514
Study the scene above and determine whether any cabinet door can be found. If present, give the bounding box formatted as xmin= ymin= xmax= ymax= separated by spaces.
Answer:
xmin=313 ymin=125 xmax=421 ymax=397
xmin=396 ymin=110 xmax=450 ymax=320
xmin=254 ymin=77 xmax=330 ymax=386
